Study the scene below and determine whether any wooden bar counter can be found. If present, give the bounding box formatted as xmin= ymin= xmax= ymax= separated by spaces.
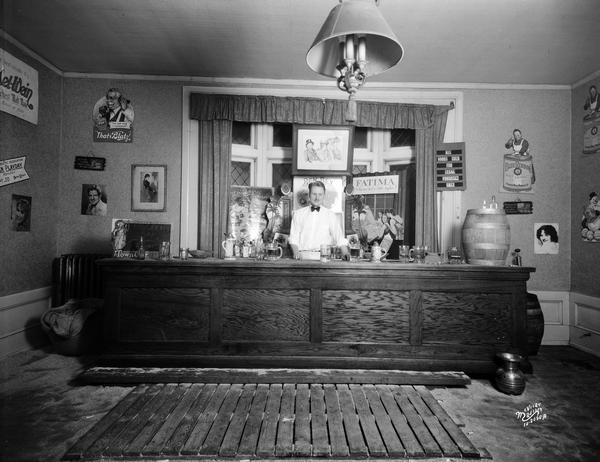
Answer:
xmin=97 ymin=258 xmax=535 ymax=374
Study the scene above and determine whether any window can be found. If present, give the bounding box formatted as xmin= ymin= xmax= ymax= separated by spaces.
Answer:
xmin=231 ymin=124 xmax=415 ymax=183
xmin=390 ymin=128 xmax=414 ymax=147
xmin=231 ymin=124 xmax=417 ymax=241
xmin=273 ymin=123 xmax=293 ymax=148
xmin=232 ymin=121 xmax=251 ymax=145
xmin=181 ymin=86 xmax=462 ymax=253
xmin=232 ymin=123 xmax=292 ymax=188
xmin=353 ymin=127 xmax=368 ymax=148
xmin=231 ymin=161 xmax=251 ymax=186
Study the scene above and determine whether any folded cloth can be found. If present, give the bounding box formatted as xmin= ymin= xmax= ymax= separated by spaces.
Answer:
xmin=41 ymin=298 xmax=103 ymax=339
xmin=299 ymin=250 xmax=321 ymax=260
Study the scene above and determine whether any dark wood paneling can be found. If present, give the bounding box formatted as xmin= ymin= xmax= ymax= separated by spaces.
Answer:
xmin=322 ymin=290 xmax=410 ymax=343
xmin=119 ymin=288 xmax=210 ymax=342
xmin=98 ymin=259 xmax=534 ymax=373
xmin=222 ymin=289 xmax=309 ymax=341
xmin=409 ymin=290 xmax=423 ymax=345
xmin=422 ymin=291 xmax=512 ymax=346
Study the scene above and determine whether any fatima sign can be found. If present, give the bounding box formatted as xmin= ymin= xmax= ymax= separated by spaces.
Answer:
xmin=352 ymin=174 xmax=400 ymax=195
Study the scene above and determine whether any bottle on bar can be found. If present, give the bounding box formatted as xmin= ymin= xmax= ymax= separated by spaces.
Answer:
xmin=137 ymin=236 xmax=145 ymax=259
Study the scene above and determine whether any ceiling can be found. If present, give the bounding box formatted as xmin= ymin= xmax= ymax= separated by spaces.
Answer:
xmin=2 ymin=0 xmax=600 ymax=86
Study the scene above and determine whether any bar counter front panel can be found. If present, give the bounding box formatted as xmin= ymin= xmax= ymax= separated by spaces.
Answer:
xmin=98 ymin=258 xmax=534 ymax=374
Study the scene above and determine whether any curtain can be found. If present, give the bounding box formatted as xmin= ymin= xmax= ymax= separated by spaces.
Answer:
xmin=414 ymin=106 xmax=449 ymax=251
xmin=198 ymin=120 xmax=232 ymax=257
xmin=192 ymin=93 xmax=451 ymax=253
xmin=391 ymin=164 xmax=416 ymax=245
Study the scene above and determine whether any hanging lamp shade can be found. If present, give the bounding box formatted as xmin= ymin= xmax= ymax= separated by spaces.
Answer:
xmin=306 ymin=0 xmax=404 ymax=78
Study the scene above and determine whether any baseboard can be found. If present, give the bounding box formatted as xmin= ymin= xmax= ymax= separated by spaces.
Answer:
xmin=569 ymin=292 xmax=600 ymax=357
xmin=0 ymin=286 xmax=51 ymax=359
xmin=529 ymin=290 xmax=570 ymax=346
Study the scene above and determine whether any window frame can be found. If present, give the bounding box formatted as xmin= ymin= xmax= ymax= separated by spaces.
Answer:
xmin=181 ymin=84 xmax=463 ymax=252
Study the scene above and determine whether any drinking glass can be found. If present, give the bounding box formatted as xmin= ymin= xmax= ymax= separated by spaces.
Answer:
xmin=159 ymin=241 xmax=170 ymax=260
xmin=398 ymin=245 xmax=411 ymax=263
xmin=320 ymin=244 xmax=331 ymax=262
xmin=412 ymin=246 xmax=426 ymax=264
xmin=349 ymin=245 xmax=361 ymax=262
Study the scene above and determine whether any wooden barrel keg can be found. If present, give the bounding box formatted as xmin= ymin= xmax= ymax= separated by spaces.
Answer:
xmin=461 ymin=208 xmax=510 ymax=265
xmin=526 ymin=293 xmax=545 ymax=356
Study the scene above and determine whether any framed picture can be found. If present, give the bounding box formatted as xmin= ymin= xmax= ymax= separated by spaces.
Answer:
xmin=81 ymin=184 xmax=107 ymax=216
xmin=11 ymin=194 xmax=32 ymax=231
xmin=292 ymin=125 xmax=353 ymax=175
xmin=131 ymin=164 xmax=166 ymax=211
xmin=534 ymin=223 xmax=559 ymax=254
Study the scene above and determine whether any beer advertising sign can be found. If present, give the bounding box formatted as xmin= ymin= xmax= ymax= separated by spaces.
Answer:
xmin=0 ymin=49 xmax=38 ymax=125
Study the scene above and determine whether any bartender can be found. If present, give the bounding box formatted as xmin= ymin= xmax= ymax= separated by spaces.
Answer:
xmin=289 ymin=181 xmax=350 ymax=260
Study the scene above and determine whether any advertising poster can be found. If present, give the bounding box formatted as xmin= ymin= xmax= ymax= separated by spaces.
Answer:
xmin=228 ymin=186 xmax=276 ymax=243
xmin=0 ymin=48 xmax=38 ymax=124
xmin=111 ymin=219 xmax=172 ymax=256
xmin=292 ymin=176 xmax=345 ymax=213
xmin=581 ymin=190 xmax=600 ymax=242
xmin=501 ymin=129 xmax=535 ymax=193
xmin=583 ymin=84 xmax=600 ymax=154
xmin=92 ymin=87 xmax=134 ymax=142
xmin=0 ymin=156 xmax=30 ymax=187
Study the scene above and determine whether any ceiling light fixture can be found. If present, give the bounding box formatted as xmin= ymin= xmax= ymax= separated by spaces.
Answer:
xmin=306 ymin=0 xmax=404 ymax=121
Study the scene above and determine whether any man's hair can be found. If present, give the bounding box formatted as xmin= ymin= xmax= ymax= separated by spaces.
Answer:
xmin=88 ymin=185 xmax=101 ymax=195
xmin=308 ymin=181 xmax=326 ymax=193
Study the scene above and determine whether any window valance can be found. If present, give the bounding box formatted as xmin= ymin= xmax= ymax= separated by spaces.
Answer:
xmin=190 ymin=93 xmax=450 ymax=130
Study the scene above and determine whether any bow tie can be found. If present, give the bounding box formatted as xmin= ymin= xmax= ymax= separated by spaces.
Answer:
xmin=310 ymin=206 xmax=320 ymax=212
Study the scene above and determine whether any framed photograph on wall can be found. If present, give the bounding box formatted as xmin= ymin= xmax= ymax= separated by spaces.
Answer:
xmin=292 ymin=125 xmax=353 ymax=175
xmin=131 ymin=164 xmax=166 ymax=211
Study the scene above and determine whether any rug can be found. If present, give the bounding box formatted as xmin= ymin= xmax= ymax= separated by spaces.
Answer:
xmin=63 ymin=383 xmax=489 ymax=460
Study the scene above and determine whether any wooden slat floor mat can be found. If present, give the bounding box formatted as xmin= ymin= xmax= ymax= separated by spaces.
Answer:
xmin=64 ymin=383 xmax=489 ymax=461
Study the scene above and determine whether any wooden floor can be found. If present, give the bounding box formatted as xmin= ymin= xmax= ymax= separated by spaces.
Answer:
xmin=63 ymin=383 xmax=488 ymax=460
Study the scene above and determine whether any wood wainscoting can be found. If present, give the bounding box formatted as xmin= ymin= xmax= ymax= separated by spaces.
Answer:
xmin=0 ymin=286 xmax=51 ymax=359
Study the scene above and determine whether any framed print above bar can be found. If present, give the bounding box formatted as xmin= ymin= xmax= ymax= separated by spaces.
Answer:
xmin=131 ymin=164 xmax=167 ymax=211
xmin=292 ymin=125 xmax=353 ymax=176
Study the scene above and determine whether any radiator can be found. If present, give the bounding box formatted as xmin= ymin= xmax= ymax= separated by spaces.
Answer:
xmin=52 ymin=254 xmax=110 ymax=307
